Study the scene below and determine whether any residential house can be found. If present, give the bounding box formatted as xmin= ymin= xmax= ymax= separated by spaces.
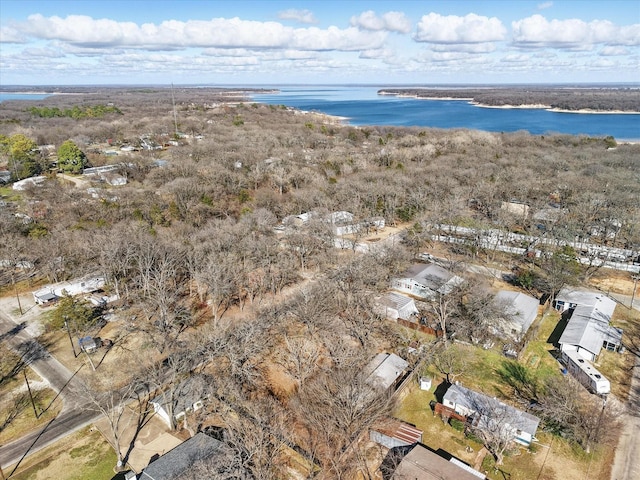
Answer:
xmin=383 ymin=443 xmax=486 ymax=480
xmin=442 ymin=384 xmax=540 ymax=447
xmin=150 ymin=375 xmax=209 ymax=429
xmin=136 ymin=432 xmax=225 ymax=480
xmin=364 ymin=353 xmax=409 ymax=392
xmin=555 ymin=288 xmax=622 ymax=361
xmin=326 ymin=210 xmax=359 ymax=236
xmin=391 ymin=263 xmax=464 ymax=300
xmin=493 ymin=290 xmax=540 ymax=340
xmin=376 ymin=292 xmax=419 ymax=321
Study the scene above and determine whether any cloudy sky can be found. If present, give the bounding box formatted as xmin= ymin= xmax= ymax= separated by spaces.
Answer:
xmin=1 ymin=0 xmax=638 ymax=85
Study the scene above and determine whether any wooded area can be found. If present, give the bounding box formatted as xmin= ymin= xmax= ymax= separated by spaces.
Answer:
xmin=0 ymin=87 xmax=638 ymax=478
xmin=379 ymin=86 xmax=640 ymax=112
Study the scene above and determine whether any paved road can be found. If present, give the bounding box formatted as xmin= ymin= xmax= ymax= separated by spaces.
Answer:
xmin=0 ymin=306 xmax=102 ymax=472
xmin=610 ymin=353 xmax=640 ymax=480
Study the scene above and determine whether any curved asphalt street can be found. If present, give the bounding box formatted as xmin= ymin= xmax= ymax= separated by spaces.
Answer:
xmin=0 ymin=306 xmax=102 ymax=474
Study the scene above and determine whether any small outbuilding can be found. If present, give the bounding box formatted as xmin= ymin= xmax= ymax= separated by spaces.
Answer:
xmin=376 ymin=292 xmax=419 ymax=320
xmin=370 ymin=418 xmax=423 ymax=449
xmin=364 ymin=353 xmax=409 ymax=392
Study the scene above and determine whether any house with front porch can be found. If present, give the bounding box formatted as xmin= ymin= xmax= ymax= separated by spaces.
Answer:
xmin=442 ymin=384 xmax=540 ymax=447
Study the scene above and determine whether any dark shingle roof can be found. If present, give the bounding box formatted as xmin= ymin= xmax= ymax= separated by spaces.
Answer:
xmin=139 ymin=433 xmax=223 ymax=480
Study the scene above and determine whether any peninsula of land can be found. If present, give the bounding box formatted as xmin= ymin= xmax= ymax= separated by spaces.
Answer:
xmin=378 ymin=86 xmax=640 ymax=113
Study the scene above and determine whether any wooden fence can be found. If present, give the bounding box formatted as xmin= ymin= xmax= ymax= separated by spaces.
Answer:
xmin=397 ymin=318 xmax=443 ymax=337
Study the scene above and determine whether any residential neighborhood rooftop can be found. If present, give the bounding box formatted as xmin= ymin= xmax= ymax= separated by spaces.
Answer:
xmin=364 ymin=353 xmax=409 ymax=391
xmin=388 ymin=443 xmax=486 ymax=480
xmin=138 ymin=432 xmax=223 ymax=480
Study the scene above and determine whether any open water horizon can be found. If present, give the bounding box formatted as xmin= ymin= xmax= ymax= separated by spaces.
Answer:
xmin=251 ymin=86 xmax=640 ymax=142
xmin=1 ymin=88 xmax=638 ymax=141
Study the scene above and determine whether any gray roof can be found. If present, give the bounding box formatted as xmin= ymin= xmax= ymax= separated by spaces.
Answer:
xmin=139 ymin=432 xmax=223 ymax=480
xmin=151 ymin=375 xmax=208 ymax=415
xmin=556 ymin=288 xmax=619 ymax=355
xmin=443 ymin=384 xmax=540 ymax=436
xmin=403 ymin=263 xmax=462 ymax=294
xmin=494 ymin=290 xmax=539 ymax=334
xmin=380 ymin=292 xmax=417 ymax=311
xmin=559 ymin=304 xmax=619 ymax=355
xmin=392 ymin=444 xmax=486 ymax=480
xmin=556 ymin=287 xmax=616 ymax=311
xmin=364 ymin=353 xmax=409 ymax=391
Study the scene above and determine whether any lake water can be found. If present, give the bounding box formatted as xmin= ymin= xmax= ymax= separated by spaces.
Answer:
xmin=0 ymin=93 xmax=52 ymax=103
xmin=251 ymin=86 xmax=640 ymax=141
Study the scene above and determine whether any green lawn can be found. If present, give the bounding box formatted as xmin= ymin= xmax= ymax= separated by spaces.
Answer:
xmin=9 ymin=427 xmax=118 ymax=480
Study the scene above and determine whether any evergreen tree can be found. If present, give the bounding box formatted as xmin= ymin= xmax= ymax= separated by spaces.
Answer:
xmin=57 ymin=140 xmax=87 ymax=174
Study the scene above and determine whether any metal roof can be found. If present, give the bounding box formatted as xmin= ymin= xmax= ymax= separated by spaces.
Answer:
xmin=365 ymin=353 xmax=409 ymax=391
xmin=380 ymin=292 xmax=417 ymax=311
xmin=403 ymin=263 xmax=463 ymax=294
xmin=494 ymin=290 xmax=539 ymax=334
xmin=443 ymin=384 xmax=540 ymax=436
xmin=392 ymin=444 xmax=486 ymax=480
xmin=559 ymin=304 xmax=617 ymax=356
xmin=373 ymin=418 xmax=423 ymax=445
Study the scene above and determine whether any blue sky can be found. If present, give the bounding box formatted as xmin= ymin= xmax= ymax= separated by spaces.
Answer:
xmin=1 ymin=0 xmax=638 ymax=85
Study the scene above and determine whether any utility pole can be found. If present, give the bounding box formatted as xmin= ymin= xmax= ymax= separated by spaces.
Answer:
xmin=64 ymin=318 xmax=78 ymax=358
xmin=23 ymin=369 xmax=39 ymax=418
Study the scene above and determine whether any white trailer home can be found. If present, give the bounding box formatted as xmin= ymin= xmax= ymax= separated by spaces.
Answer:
xmin=561 ymin=349 xmax=610 ymax=395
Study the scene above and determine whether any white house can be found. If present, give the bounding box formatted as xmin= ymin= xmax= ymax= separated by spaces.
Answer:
xmin=443 ymin=384 xmax=540 ymax=447
xmin=555 ymin=288 xmax=622 ymax=361
xmin=392 ymin=263 xmax=464 ymax=300
xmin=150 ymin=376 xmax=208 ymax=428
xmin=493 ymin=290 xmax=540 ymax=340
xmin=326 ymin=211 xmax=359 ymax=236
xmin=376 ymin=292 xmax=419 ymax=320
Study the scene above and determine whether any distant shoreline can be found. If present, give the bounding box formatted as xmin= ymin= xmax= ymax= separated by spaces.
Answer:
xmin=378 ymin=88 xmax=640 ymax=115
xmin=470 ymin=101 xmax=640 ymax=115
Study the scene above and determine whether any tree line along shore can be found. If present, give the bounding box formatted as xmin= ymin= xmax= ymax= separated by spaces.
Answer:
xmin=0 ymin=87 xmax=638 ymax=479
xmin=378 ymin=87 xmax=640 ymax=113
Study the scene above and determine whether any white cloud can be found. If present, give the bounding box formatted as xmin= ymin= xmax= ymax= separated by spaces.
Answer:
xmin=430 ymin=43 xmax=496 ymax=53
xmin=12 ymin=14 xmax=386 ymax=52
xmin=511 ymin=15 xmax=640 ymax=49
xmin=0 ymin=24 xmax=26 ymax=43
xmin=350 ymin=11 xmax=411 ymax=33
xmin=599 ymin=46 xmax=629 ymax=56
xmin=500 ymin=53 xmax=530 ymax=63
xmin=414 ymin=13 xmax=506 ymax=44
xmin=278 ymin=9 xmax=317 ymax=25
xmin=537 ymin=2 xmax=553 ymax=10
